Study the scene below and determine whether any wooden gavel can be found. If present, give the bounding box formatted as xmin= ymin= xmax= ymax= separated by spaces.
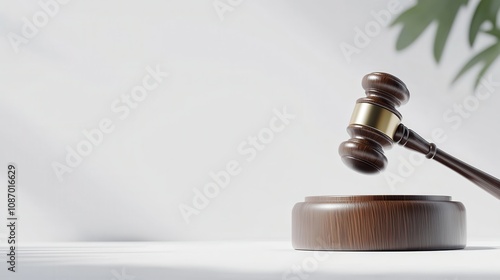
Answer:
xmin=339 ymin=72 xmax=500 ymax=199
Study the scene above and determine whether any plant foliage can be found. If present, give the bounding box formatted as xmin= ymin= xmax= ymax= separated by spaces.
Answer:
xmin=392 ymin=0 xmax=500 ymax=88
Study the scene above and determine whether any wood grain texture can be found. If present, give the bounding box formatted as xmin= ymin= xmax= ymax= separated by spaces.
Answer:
xmin=292 ymin=195 xmax=466 ymax=251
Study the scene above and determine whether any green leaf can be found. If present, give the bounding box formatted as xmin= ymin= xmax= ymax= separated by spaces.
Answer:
xmin=469 ymin=0 xmax=500 ymax=46
xmin=391 ymin=1 xmax=436 ymax=50
xmin=485 ymin=28 xmax=500 ymax=38
xmin=391 ymin=0 xmax=468 ymax=63
xmin=453 ymin=41 xmax=500 ymax=88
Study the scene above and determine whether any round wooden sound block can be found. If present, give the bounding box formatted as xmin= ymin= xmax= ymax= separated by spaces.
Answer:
xmin=292 ymin=195 xmax=466 ymax=251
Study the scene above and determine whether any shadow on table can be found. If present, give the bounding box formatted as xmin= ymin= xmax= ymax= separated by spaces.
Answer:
xmin=464 ymin=246 xmax=498 ymax=251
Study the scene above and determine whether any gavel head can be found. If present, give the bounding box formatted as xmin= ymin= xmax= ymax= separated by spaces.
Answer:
xmin=338 ymin=72 xmax=410 ymax=173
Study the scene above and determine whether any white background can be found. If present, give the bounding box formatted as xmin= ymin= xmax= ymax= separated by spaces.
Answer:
xmin=1 ymin=0 xmax=500 ymax=243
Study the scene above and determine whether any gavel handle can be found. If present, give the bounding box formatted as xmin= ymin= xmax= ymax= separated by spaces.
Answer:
xmin=394 ymin=124 xmax=500 ymax=200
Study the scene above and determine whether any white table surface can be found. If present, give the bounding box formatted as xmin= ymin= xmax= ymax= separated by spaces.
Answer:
xmin=1 ymin=241 xmax=500 ymax=279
